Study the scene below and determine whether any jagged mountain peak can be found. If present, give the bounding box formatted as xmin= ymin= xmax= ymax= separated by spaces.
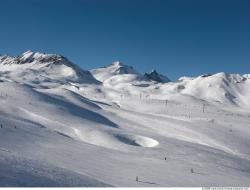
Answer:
xmin=16 ymin=51 xmax=69 ymax=65
xmin=0 ymin=50 xmax=71 ymax=66
xmin=144 ymin=69 xmax=170 ymax=83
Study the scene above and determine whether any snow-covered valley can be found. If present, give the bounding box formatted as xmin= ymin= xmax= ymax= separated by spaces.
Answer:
xmin=0 ymin=51 xmax=250 ymax=187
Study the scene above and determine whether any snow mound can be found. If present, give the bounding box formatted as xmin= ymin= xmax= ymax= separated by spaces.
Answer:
xmin=72 ymin=127 xmax=159 ymax=149
xmin=115 ymin=134 xmax=159 ymax=147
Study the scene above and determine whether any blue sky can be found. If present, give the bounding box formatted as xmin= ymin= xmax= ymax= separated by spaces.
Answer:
xmin=0 ymin=0 xmax=249 ymax=80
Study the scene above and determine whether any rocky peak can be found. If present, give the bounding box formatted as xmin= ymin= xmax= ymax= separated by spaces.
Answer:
xmin=144 ymin=69 xmax=170 ymax=83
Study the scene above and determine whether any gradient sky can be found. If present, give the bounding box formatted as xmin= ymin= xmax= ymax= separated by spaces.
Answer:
xmin=0 ymin=0 xmax=249 ymax=80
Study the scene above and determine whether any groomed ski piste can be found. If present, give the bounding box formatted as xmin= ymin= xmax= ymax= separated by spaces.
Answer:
xmin=0 ymin=51 xmax=250 ymax=187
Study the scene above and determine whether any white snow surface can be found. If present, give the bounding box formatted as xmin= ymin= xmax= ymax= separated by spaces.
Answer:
xmin=0 ymin=51 xmax=250 ymax=187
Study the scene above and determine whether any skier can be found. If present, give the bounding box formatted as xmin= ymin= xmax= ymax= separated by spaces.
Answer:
xmin=190 ymin=168 xmax=194 ymax=173
xmin=136 ymin=176 xmax=138 ymax=182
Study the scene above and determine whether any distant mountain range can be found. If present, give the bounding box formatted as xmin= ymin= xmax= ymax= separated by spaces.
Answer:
xmin=1 ymin=51 xmax=249 ymax=107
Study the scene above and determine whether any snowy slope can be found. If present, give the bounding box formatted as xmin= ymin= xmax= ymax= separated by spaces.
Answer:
xmin=177 ymin=72 xmax=250 ymax=107
xmin=0 ymin=51 xmax=250 ymax=187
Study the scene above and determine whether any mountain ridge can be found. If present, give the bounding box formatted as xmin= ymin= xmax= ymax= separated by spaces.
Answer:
xmin=0 ymin=51 xmax=99 ymax=84
xmin=1 ymin=51 xmax=249 ymax=83
xmin=0 ymin=51 xmax=249 ymax=107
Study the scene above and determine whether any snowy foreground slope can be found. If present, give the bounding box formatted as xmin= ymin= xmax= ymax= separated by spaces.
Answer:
xmin=0 ymin=51 xmax=250 ymax=187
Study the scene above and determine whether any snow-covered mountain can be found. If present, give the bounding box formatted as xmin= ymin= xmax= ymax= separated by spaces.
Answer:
xmin=0 ymin=51 xmax=250 ymax=187
xmin=175 ymin=72 xmax=250 ymax=107
xmin=90 ymin=61 xmax=141 ymax=82
xmin=0 ymin=51 xmax=98 ymax=85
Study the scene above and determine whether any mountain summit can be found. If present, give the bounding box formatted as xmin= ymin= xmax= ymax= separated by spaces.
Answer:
xmin=144 ymin=69 xmax=171 ymax=83
xmin=110 ymin=61 xmax=139 ymax=75
xmin=91 ymin=61 xmax=140 ymax=82
xmin=0 ymin=50 xmax=68 ymax=65
xmin=0 ymin=51 xmax=98 ymax=84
